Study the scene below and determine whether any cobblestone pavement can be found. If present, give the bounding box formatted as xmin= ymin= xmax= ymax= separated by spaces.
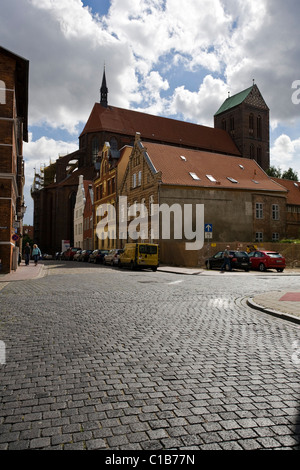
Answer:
xmin=0 ymin=261 xmax=300 ymax=450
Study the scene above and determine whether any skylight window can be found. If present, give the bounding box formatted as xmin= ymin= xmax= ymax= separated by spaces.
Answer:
xmin=239 ymin=164 xmax=244 ymax=170
xmin=227 ymin=177 xmax=238 ymax=183
xmin=189 ymin=172 xmax=200 ymax=180
xmin=180 ymin=155 xmax=186 ymax=161
xmin=206 ymin=174 xmax=217 ymax=182
xmin=252 ymin=179 xmax=259 ymax=184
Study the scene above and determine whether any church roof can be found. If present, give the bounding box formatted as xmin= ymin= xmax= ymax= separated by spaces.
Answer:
xmin=214 ymin=86 xmax=254 ymax=116
xmin=80 ymin=103 xmax=240 ymax=156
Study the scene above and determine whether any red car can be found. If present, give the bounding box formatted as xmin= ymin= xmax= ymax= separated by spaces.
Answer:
xmin=248 ymin=250 xmax=286 ymax=272
xmin=62 ymin=247 xmax=81 ymax=261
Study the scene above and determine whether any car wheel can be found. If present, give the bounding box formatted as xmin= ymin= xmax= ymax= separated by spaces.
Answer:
xmin=259 ymin=263 xmax=265 ymax=272
xmin=276 ymin=268 xmax=284 ymax=272
xmin=130 ymin=261 xmax=135 ymax=271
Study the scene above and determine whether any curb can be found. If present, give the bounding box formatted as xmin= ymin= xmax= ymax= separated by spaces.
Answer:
xmin=246 ymin=297 xmax=300 ymax=325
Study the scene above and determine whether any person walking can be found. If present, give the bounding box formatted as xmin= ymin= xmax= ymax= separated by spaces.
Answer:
xmin=32 ymin=244 xmax=41 ymax=266
xmin=24 ymin=242 xmax=31 ymax=266
xmin=220 ymin=245 xmax=232 ymax=273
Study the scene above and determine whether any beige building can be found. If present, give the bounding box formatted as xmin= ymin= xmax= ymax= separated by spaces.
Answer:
xmin=73 ymin=175 xmax=92 ymax=249
xmin=118 ymin=133 xmax=287 ymax=266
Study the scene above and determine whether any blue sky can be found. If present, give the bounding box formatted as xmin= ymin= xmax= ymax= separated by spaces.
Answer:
xmin=1 ymin=0 xmax=300 ymax=225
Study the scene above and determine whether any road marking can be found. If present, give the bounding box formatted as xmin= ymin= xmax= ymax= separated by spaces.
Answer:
xmin=168 ymin=280 xmax=184 ymax=285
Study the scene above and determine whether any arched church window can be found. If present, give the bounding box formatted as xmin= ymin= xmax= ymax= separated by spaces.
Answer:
xmin=230 ymin=116 xmax=234 ymax=135
xmin=92 ymin=137 xmax=99 ymax=163
xmin=110 ymin=137 xmax=118 ymax=151
xmin=257 ymin=146 xmax=262 ymax=166
xmin=0 ymin=80 xmax=6 ymax=104
xmin=257 ymin=116 xmax=262 ymax=139
xmin=222 ymin=119 xmax=226 ymax=131
xmin=249 ymin=114 xmax=254 ymax=136
xmin=250 ymin=144 xmax=255 ymax=159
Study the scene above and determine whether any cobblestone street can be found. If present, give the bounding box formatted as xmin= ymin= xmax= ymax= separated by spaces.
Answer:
xmin=0 ymin=261 xmax=300 ymax=451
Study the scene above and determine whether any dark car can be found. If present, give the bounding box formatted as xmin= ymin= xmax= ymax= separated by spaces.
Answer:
xmin=89 ymin=249 xmax=109 ymax=264
xmin=205 ymin=250 xmax=250 ymax=271
xmin=78 ymin=249 xmax=93 ymax=262
xmin=248 ymin=250 xmax=286 ymax=272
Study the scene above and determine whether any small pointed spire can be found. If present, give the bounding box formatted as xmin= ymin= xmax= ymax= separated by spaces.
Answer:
xmin=100 ymin=65 xmax=108 ymax=107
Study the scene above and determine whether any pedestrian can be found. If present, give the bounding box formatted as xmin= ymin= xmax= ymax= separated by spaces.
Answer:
xmin=220 ymin=245 xmax=232 ymax=272
xmin=24 ymin=242 xmax=31 ymax=266
xmin=32 ymin=244 xmax=41 ymax=266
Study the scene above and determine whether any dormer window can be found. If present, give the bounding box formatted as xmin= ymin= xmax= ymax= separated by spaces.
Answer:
xmin=189 ymin=172 xmax=200 ymax=180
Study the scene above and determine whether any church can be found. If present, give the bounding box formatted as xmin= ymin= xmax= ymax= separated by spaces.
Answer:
xmin=31 ymin=70 xmax=271 ymax=255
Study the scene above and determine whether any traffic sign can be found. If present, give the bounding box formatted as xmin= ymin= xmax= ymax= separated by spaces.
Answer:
xmin=12 ymin=234 xmax=19 ymax=242
xmin=205 ymin=224 xmax=213 ymax=232
xmin=205 ymin=232 xmax=212 ymax=239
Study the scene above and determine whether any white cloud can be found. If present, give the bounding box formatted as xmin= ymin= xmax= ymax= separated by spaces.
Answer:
xmin=270 ymin=134 xmax=300 ymax=176
xmin=168 ymin=75 xmax=229 ymax=126
xmin=1 ymin=0 xmax=300 ymax=222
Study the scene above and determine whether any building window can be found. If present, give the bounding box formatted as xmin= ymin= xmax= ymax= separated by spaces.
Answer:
xmin=272 ymin=233 xmax=280 ymax=241
xmin=110 ymin=137 xmax=118 ymax=150
xmin=222 ymin=119 xmax=226 ymax=131
xmin=132 ymin=173 xmax=137 ymax=188
xmin=138 ymin=171 xmax=142 ymax=186
xmin=250 ymin=144 xmax=255 ymax=159
xmin=255 ymin=232 xmax=263 ymax=242
xmin=257 ymin=146 xmax=262 ymax=166
xmin=230 ymin=116 xmax=234 ymax=135
xmin=92 ymin=137 xmax=99 ymax=163
xmin=0 ymin=80 xmax=6 ymax=104
xmin=257 ymin=115 xmax=262 ymax=139
xmin=249 ymin=114 xmax=254 ymax=136
xmin=256 ymin=203 xmax=263 ymax=219
xmin=272 ymin=204 xmax=279 ymax=220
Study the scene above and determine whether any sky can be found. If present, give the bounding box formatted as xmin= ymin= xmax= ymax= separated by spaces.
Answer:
xmin=1 ymin=0 xmax=300 ymax=225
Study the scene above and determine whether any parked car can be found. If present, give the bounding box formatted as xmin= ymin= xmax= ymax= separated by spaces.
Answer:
xmin=104 ymin=249 xmax=124 ymax=266
xmin=119 ymin=243 xmax=159 ymax=271
xmin=73 ymin=250 xmax=82 ymax=261
xmin=63 ymin=247 xmax=81 ymax=261
xmin=55 ymin=251 xmax=63 ymax=260
xmin=89 ymin=249 xmax=109 ymax=264
xmin=205 ymin=250 xmax=251 ymax=271
xmin=78 ymin=250 xmax=93 ymax=262
xmin=42 ymin=253 xmax=53 ymax=260
xmin=248 ymin=250 xmax=286 ymax=272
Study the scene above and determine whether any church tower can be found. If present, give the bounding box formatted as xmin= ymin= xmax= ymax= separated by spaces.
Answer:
xmin=100 ymin=66 xmax=108 ymax=108
xmin=214 ymin=83 xmax=269 ymax=171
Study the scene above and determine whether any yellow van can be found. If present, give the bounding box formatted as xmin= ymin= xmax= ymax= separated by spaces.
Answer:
xmin=119 ymin=243 xmax=159 ymax=271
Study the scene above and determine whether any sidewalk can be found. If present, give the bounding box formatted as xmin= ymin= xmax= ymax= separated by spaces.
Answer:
xmin=0 ymin=262 xmax=45 ymax=282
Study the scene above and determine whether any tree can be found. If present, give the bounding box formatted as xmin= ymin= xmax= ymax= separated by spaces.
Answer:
xmin=266 ymin=166 xmax=299 ymax=181
xmin=282 ymin=167 xmax=299 ymax=181
xmin=266 ymin=166 xmax=282 ymax=178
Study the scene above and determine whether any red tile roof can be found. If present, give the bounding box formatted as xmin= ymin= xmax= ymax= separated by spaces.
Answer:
xmin=141 ymin=141 xmax=287 ymax=192
xmin=80 ymin=103 xmax=240 ymax=156
xmin=272 ymin=178 xmax=300 ymax=204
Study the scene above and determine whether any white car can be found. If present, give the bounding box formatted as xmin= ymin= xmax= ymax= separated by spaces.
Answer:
xmin=104 ymin=249 xmax=124 ymax=266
